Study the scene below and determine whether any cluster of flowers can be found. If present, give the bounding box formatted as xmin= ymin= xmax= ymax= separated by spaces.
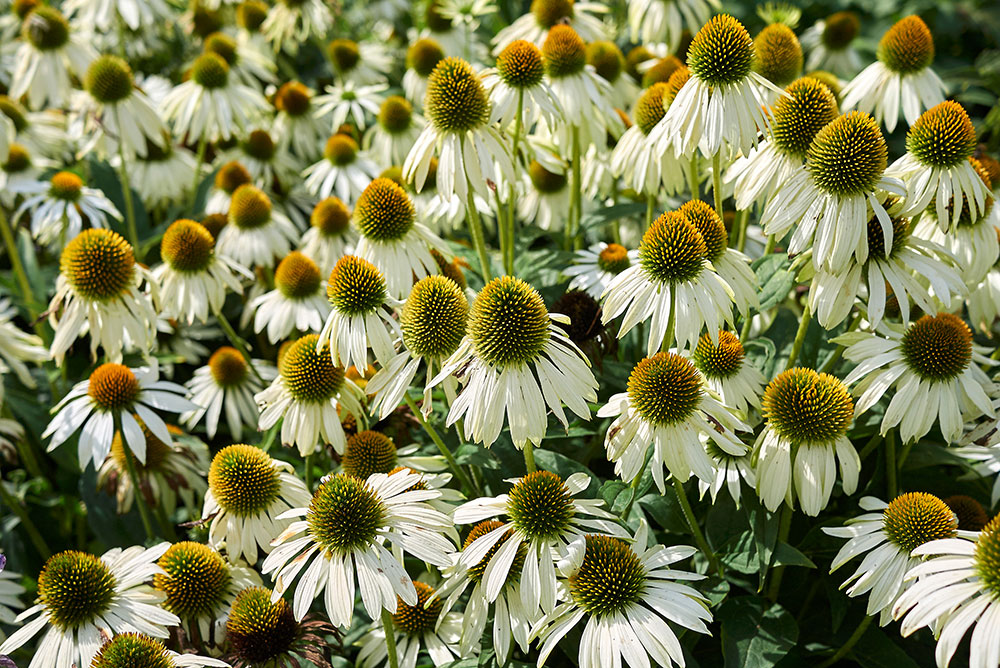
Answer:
xmin=0 ymin=0 xmax=997 ymax=667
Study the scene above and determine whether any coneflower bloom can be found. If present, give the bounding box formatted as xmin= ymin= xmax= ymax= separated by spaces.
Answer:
xmin=800 ymin=11 xmax=862 ymax=76
xmin=272 ymin=81 xmax=326 ymax=161
xmin=299 ymin=196 xmax=357 ymax=272
xmin=432 ymin=276 xmax=598 ymax=448
xmin=482 ymin=40 xmax=562 ymax=129
xmin=9 ymin=6 xmax=94 ymax=109
xmin=313 ymin=80 xmax=387 ymax=131
xmin=261 ymin=0 xmax=332 ymax=54
xmin=9 ymin=170 xmax=121 ymax=248
xmin=492 ymin=0 xmax=608 ymax=53
xmin=182 ymin=347 xmax=274 ymax=441
xmin=48 ymin=229 xmax=158 ymax=364
xmin=564 ymin=242 xmax=638 ymax=300
xmin=202 ymin=30 xmax=277 ymax=87
xmin=326 ymin=38 xmax=392 ymax=87
xmin=754 ymin=368 xmax=860 ymax=516
xmin=837 ymin=313 xmax=995 ymax=444
xmin=220 ymin=128 xmax=297 ymax=189
xmin=206 ymin=160 xmax=253 ymax=215
xmin=262 ymin=469 xmax=454 ymax=626
xmin=127 ymin=139 xmax=199 ymax=213
xmin=89 ymin=633 xmax=228 ymax=668
xmin=303 ymin=133 xmax=379 ymax=203
xmin=203 ymin=443 xmax=312 ymax=564
xmin=249 ymin=251 xmax=330 ymax=343
xmin=842 ymin=15 xmax=946 ymax=133
xmin=0 ymin=298 xmax=46 ymax=389
xmin=689 ymin=330 xmax=766 ymax=415
xmin=403 ymin=38 xmax=445 ymax=108
xmin=611 ymin=81 xmax=686 ymax=196
xmin=364 ymin=95 xmax=424 ymax=166
xmin=216 ymin=184 xmax=298 ymax=270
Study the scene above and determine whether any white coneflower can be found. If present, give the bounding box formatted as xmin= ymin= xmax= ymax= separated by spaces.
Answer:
xmin=0 ymin=143 xmax=47 ymax=206
xmin=9 ymin=6 xmax=94 ymax=109
xmin=599 ymin=352 xmax=749 ymax=491
xmin=249 ymin=251 xmax=330 ymax=343
xmin=303 ymin=133 xmax=380 ymax=202
xmin=403 ymin=38 xmax=445 ymax=108
xmin=652 ymin=15 xmax=783 ymax=159
xmin=367 ymin=274 xmax=468 ymax=419
xmin=611 ymin=81 xmax=686 ymax=197
xmin=220 ymin=128 xmax=297 ymax=189
xmin=761 ymin=111 xmax=906 ymax=273
xmin=262 ymin=469 xmax=454 ymax=625
xmin=202 ymin=30 xmax=277 ymax=87
xmin=601 ymin=210 xmax=737 ymax=356
xmin=64 ymin=0 xmax=172 ymax=31
xmin=518 ymin=159 xmax=571 ymax=231
xmin=752 ymin=23 xmax=803 ymax=100
xmin=44 ymin=361 xmax=194 ymax=469
xmin=800 ymin=11 xmax=862 ymax=76
xmin=160 ymin=53 xmax=268 ymax=142
xmin=10 ymin=171 xmax=121 ymax=248
xmin=216 ymin=184 xmax=298 ymax=270
xmin=205 ymin=160 xmax=253 ymax=215
xmin=404 ymin=57 xmax=514 ymax=206
xmin=0 ymin=545 xmax=179 ymax=668
xmin=754 ymin=368 xmax=860 ymax=516
xmin=493 ymin=0 xmax=608 ymax=53
xmin=272 ymin=81 xmax=326 ymax=161
xmin=126 ymin=139 xmax=198 ymax=212
xmin=90 ymin=632 xmax=228 ymax=668
xmin=842 ymin=15 xmax=945 ymax=133
xmin=152 ymin=219 xmax=249 ymax=325
xmin=0 ymin=297 xmax=46 ymax=388
xmin=326 ymin=38 xmax=392 ymax=86
xmin=483 ymin=39 xmax=561 ymax=129
xmin=0 ymin=94 xmax=67 ymax=159
xmin=530 ymin=522 xmax=712 ymax=668
xmin=203 ymin=444 xmax=311 ymax=566
xmin=893 ymin=515 xmax=1000 ymax=668
xmin=838 ymin=313 xmax=995 ymax=444
xmin=365 ymin=95 xmax=424 ymax=166
xmin=255 ymin=333 xmax=366 ymax=455
xmin=48 ymin=229 xmax=157 ymax=364
xmin=690 ymin=330 xmax=766 ymax=415
xmin=699 ymin=440 xmax=757 ymax=508
xmin=969 ymin=234 xmax=1000 ymax=333
xmin=314 ymin=80 xmax=387 ymax=131
xmin=825 ymin=493 xmax=963 ymax=624
xmin=299 ymin=196 xmax=357 ymax=272
xmin=432 ymin=276 xmax=599 ymax=448
xmin=563 ymin=242 xmax=638 ymax=300
xmin=261 ymin=0 xmax=332 ymax=54
xmin=627 ymin=0 xmax=716 ymax=54
xmin=182 ymin=346 xmax=274 ymax=441
xmin=340 ymin=430 xmax=449 ymax=481
xmin=726 ymin=76 xmax=839 ymax=210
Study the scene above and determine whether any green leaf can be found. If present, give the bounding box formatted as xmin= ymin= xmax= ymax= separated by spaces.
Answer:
xmin=580 ymin=201 xmax=646 ymax=232
xmin=534 ymin=449 xmax=599 ymax=494
xmin=637 ymin=492 xmax=688 ymax=534
xmin=752 ymin=253 xmax=796 ymax=311
xmin=850 ymin=625 xmax=920 ymax=668
xmin=719 ymin=598 xmax=799 ymax=668
xmin=772 ymin=541 xmax=816 ymax=569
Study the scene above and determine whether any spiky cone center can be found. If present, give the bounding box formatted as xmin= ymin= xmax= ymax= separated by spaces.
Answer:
xmin=463 ymin=521 xmax=527 ymax=584
xmin=822 ymin=11 xmax=859 ymax=50
xmin=692 ymin=331 xmax=745 ymax=379
xmin=280 ymin=334 xmax=345 ymax=403
xmin=424 ymin=0 xmax=452 ymax=31
xmin=401 ymin=274 xmax=468 ymax=359
xmin=425 ymin=57 xmax=490 ymax=133
xmin=354 ymin=177 xmax=415 ymax=244
xmin=753 ymin=23 xmax=802 ymax=87
xmin=226 ymin=586 xmax=298 ymax=663
xmin=91 ymin=633 xmax=174 ymax=668
xmin=274 ymin=251 xmax=322 ymax=299
xmin=532 ymin=0 xmax=574 ymax=27
xmin=542 ymin=25 xmax=586 ymax=78
xmin=323 ymin=133 xmax=358 ymax=166
xmin=85 ymin=55 xmax=134 ymax=104
xmin=161 ymin=219 xmax=215 ymax=273
xmin=22 ymin=6 xmax=68 ymax=50
xmin=944 ymin=495 xmax=989 ymax=531
xmin=61 ymin=228 xmax=136 ymax=302
xmin=407 ymin=38 xmax=445 ymax=77
xmin=327 ymin=254 xmax=388 ymax=317
xmin=596 ymin=243 xmax=631 ymax=274
xmin=392 ymin=582 xmax=443 ymax=636
xmin=204 ymin=32 xmax=238 ymax=67
xmin=807 ymin=111 xmax=887 ymax=197
xmin=900 ymin=313 xmax=972 ymax=381
xmin=49 ymin=171 xmax=83 ymax=202
xmin=529 ymin=161 xmax=567 ymax=194
xmin=155 ymin=542 xmax=231 ymax=621
xmin=929 ymin=158 xmax=994 ymax=227
xmin=975 ymin=515 xmax=1000 ymax=600
xmin=308 ymin=473 xmax=386 ymax=554
xmin=907 ymin=101 xmax=977 ymax=168
xmin=4 ymin=143 xmax=31 ymax=173
xmin=342 ymin=430 xmax=397 ymax=480
xmin=327 ymin=38 xmax=360 ymax=74
xmin=209 ymin=444 xmax=281 ymax=517
xmin=679 ymin=199 xmax=728 ymax=262
xmin=687 ymin=14 xmax=754 ymax=86
xmin=37 ymin=551 xmax=116 ymax=630
xmin=469 ymin=276 xmax=551 ymax=368
xmin=551 ymin=290 xmax=602 ymax=343
xmin=311 ymin=197 xmax=351 ymax=237
xmin=236 ymin=1 xmax=268 ymax=32
xmin=274 ymin=81 xmax=311 ymax=117
xmin=200 ymin=213 xmax=227 ymax=239
xmin=569 ymin=535 xmax=646 ymax=616
xmin=242 ymin=130 xmax=276 ymax=162
xmin=664 ymin=67 xmax=692 ymax=107
xmin=627 ymin=352 xmax=704 ymax=426
xmin=641 ymin=56 xmax=684 ymax=88
xmin=770 ymin=76 xmax=839 ymax=159
xmin=191 ymin=52 xmax=230 ymax=89
xmin=229 ymin=184 xmax=273 ymax=230
xmin=878 ymin=15 xmax=934 ymax=74
xmin=215 ymin=161 xmax=252 ymax=195
xmin=763 ymin=368 xmax=853 ymax=445
xmin=626 ymin=46 xmax=654 ymax=80
xmin=639 ymin=210 xmax=707 ymax=284
xmin=88 ymin=363 xmax=140 ymax=412
xmin=111 ymin=417 xmax=172 ymax=471
xmin=865 ymin=198 xmax=909 ymax=260
xmin=587 ymin=40 xmax=625 ymax=83
xmin=881 ymin=492 xmax=957 ymax=552
xmin=635 ymin=83 xmax=669 ymax=135
xmin=497 ymin=40 xmax=545 ymax=89
xmin=0 ymin=96 xmax=27 ymax=132
xmin=431 ymin=247 xmax=467 ymax=289
xmin=208 ymin=347 xmax=249 ymax=387
xmin=507 ymin=471 xmax=575 ymax=539
xmin=378 ymin=96 xmax=414 ymax=135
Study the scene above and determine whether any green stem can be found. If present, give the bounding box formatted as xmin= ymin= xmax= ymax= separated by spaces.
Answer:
xmin=116 ymin=414 xmax=157 ymax=540
xmin=464 ymin=184 xmax=492 ymax=282
xmin=712 ymin=151 xmax=724 ymax=220
xmin=645 ymin=191 xmax=656 ymax=230
xmin=620 ymin=446 xmax=654 ymax=520
xmin=763 ymin=233 xmax=776 ymax=256
xmin=784 ymin=305 xmax=812 ymax=370
xmin=152 ymin=500 xmax=176 ymax=541
xmin=523 ymin=441 xmax=537 ymax=473
xmin=381 ymin=609 xmax=400 ymax=668
xmin=305 ymin=453 xmax=314 ymax=491
xmin=565 ymin=125 xmax=582 ymax=251
xmin=886 ymin=431 xmax=898 ymax=499
xmin=0 ymin=208 xmax=36 ymax=317
xmin=115 ymin=107 xmax=141 ymax=260
xmin=504 ymin=90 xmax=524 ymax=276
xmin=0 ymin=478 xmax=51 ymax=559
xmin=858 ymin=433 xmax=884 ymax=460
xmin=660 ymin=286 xmax=676 ymax=352
xmin=734 ymin=208 xmax=749 ymax=252
xmin=673 ymin=478 xmax=723 ymax=577
xmin=766 ymin=503 xmax=793 ymax=601
xmin=402 ymin=394 xmax=477 ymax=495
xmin=213 ymin=307 xmax=266 ymax=384
xmin=687 ymin=154 xmax=699 ymax=199
xmin=188 ymin=135 xmax=209 ymax=215
xmin=816 ymin=615 xmax=873 ymax=668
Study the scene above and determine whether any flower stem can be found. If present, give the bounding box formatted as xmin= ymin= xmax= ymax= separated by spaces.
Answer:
xmin=712 ymin=151 xmax=724 ymax=220
xmin=660 ymin=286 xmax=676 ymax=352
xmin=784 ymin=305 xmax=812 ymax=370
xmin=523 ymin=441 xmax=536 ymax=473
xmin=381 ymin=609 xmax=400 ymax=668
xmin=621 ymin=446 xmax=654 ymax=520
xmin=766 ymin=503 xmax=793 ymax=601
xmin=0 ymin=477 xmax=51 ymax=559
xmin=464 ymin=184 xmax=492 ymax=282
xmin=816 ymin=615 xmax=873 ymax=668
xmin=304 ymin=453 xmax=314 ymax=491
xmin=886 ymin=431 xmax=898 ymax=499
xmin=734 ymin=208 xmax=749 ymax=252
xmin=645 ymin=191 xmax=657 ymax=230
xmin=504 ymin=90 xmax=525 ymax=276
xmin=673 ymin=478 xmax=723 ymax=577
xmin=402 ymin=394 xmax=478 ymax=495
xmin=115 ymin=107 xmax=141 ymax=260
xmin=212 ymin=307 xmax=266 ymax=384
xmin=188 ymin=135 xmax=209 ymax=215
xmin=115 ymin=414 xmax=157 ymax=540
xmin=0 ymin=208 xmax=36 ymax=318
xmin=687 ymin=154 xmax=699 ymax=199
xmin=565 ymin=125 xmax=582 ymax=251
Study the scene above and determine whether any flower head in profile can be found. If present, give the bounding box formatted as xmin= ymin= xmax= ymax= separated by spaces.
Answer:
xmin=403 ymin=38 xmax=445 ymax=107
xmin=627 ymin=0 xmax=714 ymax=54
xmin=272 ymin=81 xmax=326 ymax=161
xmin=303 ymin=133 xmax=379 ymax=203
xmin=482 ymin=39 xmax=562 ymax=129
xmin=10 ymin=170 xmax=121 ymax=248
xmin=801 ymin=11 xmax=862 ymax=76
xmin=9 ymin=6 xmax=95 ymax=109
xmin=564 ymin=242 xmax=638 ymax=300
xmin=690 ymin=330 xmax=766 ymax=415
xmin=365 ymin=95 xmax=424 ymax=166
xmin=753 ymin=22 xmax=803 ymax=93
xmin=261 ymin=0 xmax=332 ymax=53
xmin=492 ymin=0 xmax=609 ymax=53
xmin=0 ymin=297 xmax=46 ymax=389
xmin=611 ymin=82 xmax=686 ymax=197
xmin=298 ymin=196 xmax=357 ymax=272
xmin=80 ymin=55 xmax=167 ymax=160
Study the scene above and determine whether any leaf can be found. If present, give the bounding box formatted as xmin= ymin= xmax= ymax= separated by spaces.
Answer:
xmin=637 ymin=492 xmax=688 ymax=534
xmin=743 ymin=494 xmax=780 ymax=590
xmin=752 ymin=253 xmax=796 ymax=311
xmin=580 ymin=201 xmax=646 ymax=232
xmin=850 ymin=625 xmax=920 ymax=668
xmin=718 ymin=598 xmax=799 ymax=668
xmin=772 ymin=541 xmax=816 ymax=569
xmin=534 ymin=449 xmax=599 ymax=494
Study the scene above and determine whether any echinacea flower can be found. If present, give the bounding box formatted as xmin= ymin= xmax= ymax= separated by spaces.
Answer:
xmin=299 ymin=197 xmax=357 ymax=272
xmin=261 ymin=0 xmax=332 ymax=54
xmin=89 ymin=632 xmax=228 ymax=668
xmin=340 ymin=430 xmax=448 ymax=481
xmin=517 ymin=160 xmax=571 ymax=231
xmin=563 ymin=242 xmax=637 ymax=300
xmin=206 ymin=161 xmax=253 ymax=215
xmin=627 ymin=0 xmax=716 ymax=54
xmin=364 ymin=96 xmax=424 ymax=166
xmin=10 ymin=171 xmax=121 ymax=248
xmin=272 ymin=81 xmax=327 ymax=161
xmin=492 ymin=0 xmax=608 ymax=53
xmin=9 ymin=6 xmax=94 ymax=109
xmin=203 ymin=443 xmax=312 ymax=564
xmin=216 ymin=185 xmax=298 ymax=270
xmin=202 ymin=31 xmax=277 ymax=87
xmin=313 ymin=80 xmax=387 ymax=131
xmin=689 ymin=330 xmax=766 ymax=415
xmin=403 ymin=38 xmax=445 ymax=108
xmin=326 ymin=38 xmax=392 ymax=87
xmin=303 ymin=133 xmax=379 ymax=203
xmin=0 ymin=297 xmax=46 ymax=389
xmin=800 ymin=11 xmax=862 ymax=77
xmin=182 ymin=346 xmax=275 ymax=441
xmin=127 ymin=139 xmax=199 ymax=212
xmin=249 ymin=251 xmax=330 ymax=343
xmin=220 ymin=128 xmax=297 ymax=189
xmin=482 ymin=40 xmax=561 ymax=129
xmin=262 ymin=469 xmax=454 ymax=626
xmin=610 ymin=82 xmax=686 ymax=197
xmin=752 ymin=23 xmax=803 ymax=95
